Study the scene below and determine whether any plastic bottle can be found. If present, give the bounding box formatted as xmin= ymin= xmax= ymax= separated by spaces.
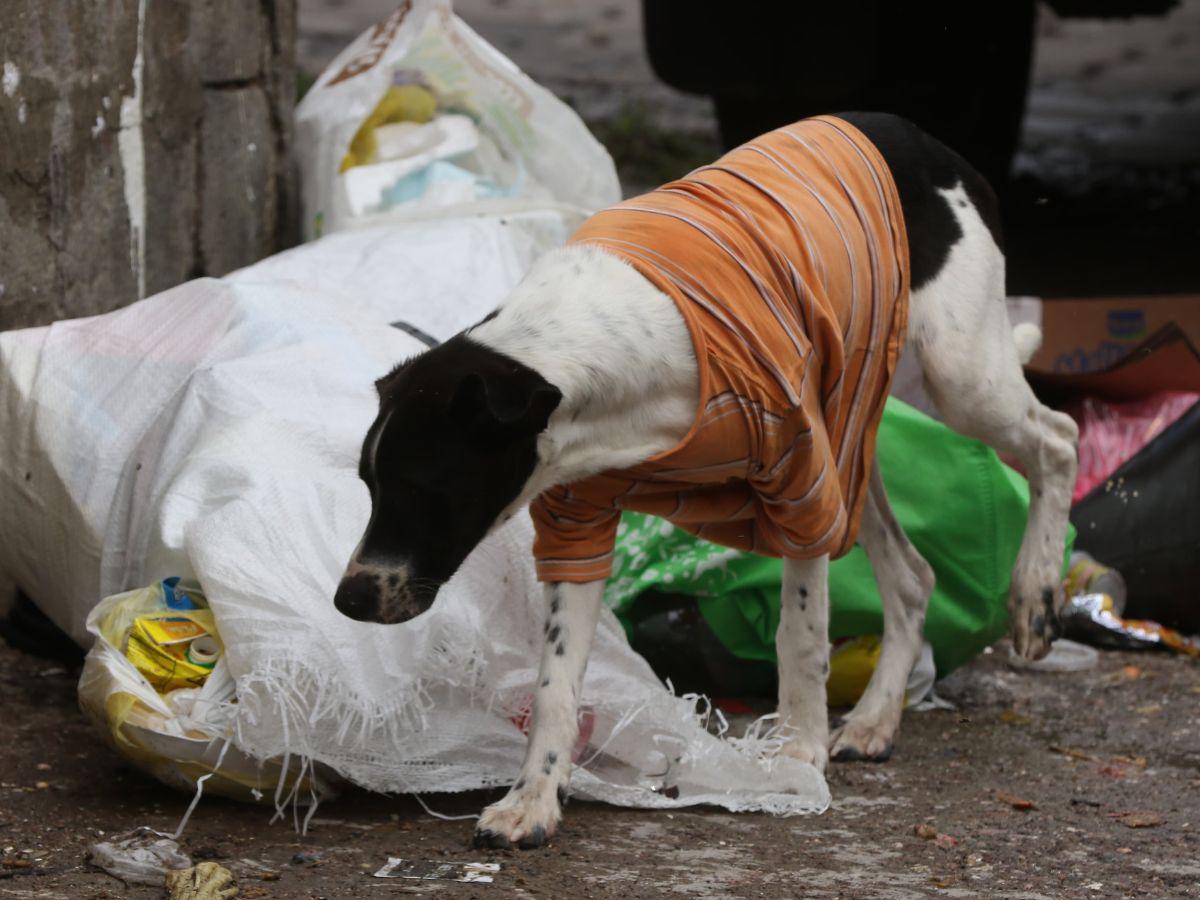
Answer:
xmin=1066 ymin=551 xmax=1127 ymax=616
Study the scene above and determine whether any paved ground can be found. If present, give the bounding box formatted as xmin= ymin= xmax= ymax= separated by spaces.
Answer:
xmin=2 ymin=636 xmax=1198 ymax=898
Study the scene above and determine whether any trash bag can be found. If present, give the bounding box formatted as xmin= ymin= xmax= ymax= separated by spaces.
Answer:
xmin=78 ymin=578 xmax=334 ymax=803
xmin=608 ymin=398 xmax=1077 ymax=681
xmin=296 ymin=0 xmax=618 ymax=239
xmin=1071 ymin=399 xmax=1200 ymax=632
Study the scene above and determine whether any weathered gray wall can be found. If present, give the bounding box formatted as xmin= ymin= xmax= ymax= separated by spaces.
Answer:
xmin=0 ymin=0 xmax=297 ymax=330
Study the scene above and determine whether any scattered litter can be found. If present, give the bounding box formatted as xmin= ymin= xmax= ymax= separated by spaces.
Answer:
xmin=913 ymin=823 xmax=938 ymax=840
xmin=164 ymin=861 xmax=238 ymax=899
xmin=1051 ymin=745 xmax=1099 ymax=763
xmin=994 ymin=790 xmax=1037 ymax=811
xmin=1062 ymin=593 xmax=1200 ymax=657
xmin=308 ymin=818 xmax=376 ymax=831
xmin=1008 ymin=637 xmax=1098 ymax=672
xmin=999 ymin=709 xmax=1033 ymax=726
xmin=373 ymin=858 xmax=500 ymax=883
xmin=291 ymin=850 xmax=323 ymax=865
xmin=934 ymin=833 xmax=959 ymax=850
xmin=1112 ymin=755 xmax=1148 ymax=769
xmin=89 ymin=827 xmax=192 ymax=886
xmin=1110 ymin=811 xmax=1164 ymax=828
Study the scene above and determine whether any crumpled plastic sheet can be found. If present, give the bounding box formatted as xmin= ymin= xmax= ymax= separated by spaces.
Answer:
xmin=89 ymin=827 xmax=192 ymax=886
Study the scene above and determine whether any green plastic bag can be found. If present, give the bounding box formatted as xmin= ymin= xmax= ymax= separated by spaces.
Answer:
xmin=606 ymin=398 xmax=1075 ymax=677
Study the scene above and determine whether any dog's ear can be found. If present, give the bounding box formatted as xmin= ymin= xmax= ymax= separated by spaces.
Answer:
xmin=451 ymin=370 xmax=561 ymax=435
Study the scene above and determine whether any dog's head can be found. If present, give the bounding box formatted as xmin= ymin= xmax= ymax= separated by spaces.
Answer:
xmin=334 ymin=334 xmax=561 ymax=625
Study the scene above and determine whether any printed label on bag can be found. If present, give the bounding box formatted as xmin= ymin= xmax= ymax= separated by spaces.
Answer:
xmin=328 ymin=1 xmax=414 ymax=87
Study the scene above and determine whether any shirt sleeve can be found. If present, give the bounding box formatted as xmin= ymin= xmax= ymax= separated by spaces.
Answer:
xmin=530 ymin=484 xmax=621 ymax=583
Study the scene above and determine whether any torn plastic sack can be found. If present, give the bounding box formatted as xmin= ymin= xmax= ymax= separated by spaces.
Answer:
xmin=0 ymin=216 xmax=826 ymax=817
xmin=607 ymin=398 xmax=1078 ymax=695
xmin=296 ymin=0 xmax=618 ymax=238
xmin=78 ymin=578 xmax=335 ymax=802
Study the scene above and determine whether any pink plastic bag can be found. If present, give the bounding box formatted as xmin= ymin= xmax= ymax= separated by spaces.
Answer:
xmin=1067 ymin=391 xmax=1199 ymax=503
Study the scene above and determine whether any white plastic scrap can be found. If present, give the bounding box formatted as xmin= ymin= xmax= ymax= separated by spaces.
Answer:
xmin=373 ymin=858 xmax=500 ymax=883
xmin=89 ymin=827 xmax=192 ymax=886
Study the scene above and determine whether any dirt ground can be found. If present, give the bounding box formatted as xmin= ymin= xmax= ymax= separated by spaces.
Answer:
xmin=2 ymin=636 xmax=1198 ymax=899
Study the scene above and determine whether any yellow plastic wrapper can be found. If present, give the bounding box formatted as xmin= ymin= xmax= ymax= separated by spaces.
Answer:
xmin=826 ymin=635 xmax=884 ymax=708
xmin=124 ymin=613 xmax=222 ymax=693
xmin=339 ymin=84 xmax=437 ymax=172
xmin=80 ymin=579 xmax=337 ymax=804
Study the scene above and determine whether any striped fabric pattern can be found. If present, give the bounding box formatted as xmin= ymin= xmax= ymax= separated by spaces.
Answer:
xmin=532 ymin=116 xmax=910 ymax=583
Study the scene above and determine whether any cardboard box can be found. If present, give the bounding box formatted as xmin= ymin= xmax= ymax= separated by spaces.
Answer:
xmin=1028 ymin=294 xmax=1200 ymax=374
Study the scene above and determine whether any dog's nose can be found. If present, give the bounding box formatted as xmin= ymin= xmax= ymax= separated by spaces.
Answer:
xmin=334 ymin=572 xmax=383 ymax=623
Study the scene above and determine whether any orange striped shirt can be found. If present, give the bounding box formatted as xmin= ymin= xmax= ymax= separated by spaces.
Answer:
xmin=531 ymin=116 xmax=910 ymax=583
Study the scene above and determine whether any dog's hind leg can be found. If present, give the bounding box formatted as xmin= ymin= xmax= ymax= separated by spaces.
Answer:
xmin=908 ymin=185 xmax=1078 ymax=661
xmin=474 ymin=579 xmax=603 ymax=849
xmin=776 ymin=555 xmax=831 ymax=773
xmin=831 ymin=463 xmax=935 ymax=761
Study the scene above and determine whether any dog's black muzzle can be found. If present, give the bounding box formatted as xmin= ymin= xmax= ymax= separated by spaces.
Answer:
xmin=333 ymin=570 xmax=440 ymax=625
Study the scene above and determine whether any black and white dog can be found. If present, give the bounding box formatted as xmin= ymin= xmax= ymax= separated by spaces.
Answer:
xmin=334 ymin=113 xmax=1078 ymax=848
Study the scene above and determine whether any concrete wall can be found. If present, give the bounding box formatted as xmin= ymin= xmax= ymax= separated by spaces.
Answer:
xmin=0 ymin=0 xmax=297 ymax=330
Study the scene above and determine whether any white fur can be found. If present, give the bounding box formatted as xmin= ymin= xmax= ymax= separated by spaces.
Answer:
xmin=476 ymin=580 xmax=603 ymax=847
xmin=468 ymin=183 xmax=1078 ymax=846
xmin=473 ymin=244 xmax=698 ymax=511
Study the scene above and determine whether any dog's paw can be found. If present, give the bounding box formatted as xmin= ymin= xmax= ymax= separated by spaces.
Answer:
xmin=473 ymin=787 xmax=562 ymax=850
xmin=830 ymin=714 xmax=896 ymax=762
xmin=1009 ymin=582 xmax=1062 ymax=661
xmin=777 ymin=736 xmax=829 ymax=774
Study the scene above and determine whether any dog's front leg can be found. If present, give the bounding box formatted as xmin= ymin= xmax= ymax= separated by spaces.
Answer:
xmin=475 ymin=580 xmax=603 ymax=849
xmin=776 ymin=555 xmax=830 ymax=773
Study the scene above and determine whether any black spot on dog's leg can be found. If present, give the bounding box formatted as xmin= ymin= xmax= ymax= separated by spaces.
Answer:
xmin=518 ymin=825 xmax=548 ymax=849
xmin=555 ymin=642 xmax=565 ymax=656
xmin=546 ymin=625 xmax=561 ymax=643
xmin=541 ymin=677 xmax=550 ymax=688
